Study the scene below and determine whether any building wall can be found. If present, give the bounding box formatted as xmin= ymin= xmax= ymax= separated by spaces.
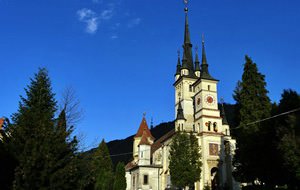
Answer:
xmin=129 ymin=167 xmax=161 ymax=190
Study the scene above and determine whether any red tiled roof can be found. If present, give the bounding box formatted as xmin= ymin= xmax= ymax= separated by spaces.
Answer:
xmin=138 ymin=132 xmax=151 ymax=146
xmin=125 ymin=161 xmax=137 ymax=171
xmin=151 ymin=129 xmax=175 ymax=154
xmin=135 ymin=117 xmax=154 ymax=140
xmin=0 ymin=118 xmax=4 ymax=130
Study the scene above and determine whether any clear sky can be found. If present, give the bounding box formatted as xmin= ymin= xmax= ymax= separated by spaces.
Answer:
xmin=1 ymin=0 xmax=300 ymax=150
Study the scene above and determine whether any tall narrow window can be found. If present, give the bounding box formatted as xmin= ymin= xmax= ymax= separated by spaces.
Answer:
xmin=208 ymin=121 xmax=211 ymax=131
xmin=133 ymin=176 xmax=136 ymax=190
xmin=193 ymin=125 xmax=195 ymax=132
xmin=143 ymin=175 xmax=149 ymax=185
xmin=208 ymin=85 xmax=211 ymax=91
xmin=213 ymin=122 xmax=218 ymax=132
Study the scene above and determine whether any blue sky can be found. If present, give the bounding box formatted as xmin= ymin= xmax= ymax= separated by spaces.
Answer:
xmin=1 ymin=0 xmax=300 ymax=150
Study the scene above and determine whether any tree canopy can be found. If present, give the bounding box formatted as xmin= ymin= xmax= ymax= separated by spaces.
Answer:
xmin=169 ymin=131 xmax=202 ymax=189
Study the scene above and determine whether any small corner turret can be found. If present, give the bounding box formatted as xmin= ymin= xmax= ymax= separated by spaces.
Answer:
xmin=200 ymin=35 xmax=217 ymax=81
xmin=194 ymin=46 xmax=201 ymax=77
xmin=175 ymin=50 xmax=182 ymax=80
xmin=133 ymin=115 xmax=154 ymax=162
xmin=175 ymin=98 xmax=186 ymax=131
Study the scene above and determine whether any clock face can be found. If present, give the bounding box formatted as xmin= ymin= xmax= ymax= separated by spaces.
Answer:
xmin=205 ymin=95 xmax=215 ymax=105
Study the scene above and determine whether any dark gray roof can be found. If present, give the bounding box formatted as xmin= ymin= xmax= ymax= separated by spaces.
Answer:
xmin=176 ymin=101 xmax=186 ymax=121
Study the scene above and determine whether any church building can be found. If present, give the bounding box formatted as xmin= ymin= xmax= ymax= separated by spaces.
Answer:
xmin=125 ymin=3 xmax=239 ymax=190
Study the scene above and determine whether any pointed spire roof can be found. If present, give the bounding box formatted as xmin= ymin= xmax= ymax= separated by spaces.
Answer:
xmin=175 ymin=50 xmax=182 ymax=76
xmin=194 ymin=46 xmax=200 ymax=71
xmin=135 ymin=116 xmax=154 ymax=140
xmin=200 ymin=35 xmax=217 ymax=81
xmin=138 ymin=131 xmax=152 ymax=146
xmin=181 ymin=5 xmax=196 ymax=78
xmin=176 ymin=99 xmax=186 ymax=121
xmin=184 ymin=8 xmax=191 ymax=45
xmin=220 ymin=100 xmax=229 ymax=125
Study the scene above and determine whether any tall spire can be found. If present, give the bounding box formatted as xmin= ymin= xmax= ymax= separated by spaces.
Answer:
xmin=220 ymin=98 xmax=229 ymax=125
xmin=181 ymin=0 xmax=195 ymax=77
xmin=194 ymin=46 xmax=200 ymax=72
xmin=184 ymin=6 xmax=191 ymax=45
xmin=176 ymin=98 xmax=186 ymax=121
xmin=200 ymin=34 xmax=217 ymax=80
xmin=175 ymin=50 xmax=182 ymax=76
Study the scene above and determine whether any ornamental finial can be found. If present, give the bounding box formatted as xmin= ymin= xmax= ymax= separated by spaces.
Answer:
xmin=202 ymin=33 xmax=205 ymax=44
xmin=220 ymin=97 xmax=224 ymax=104
xmin=183 ymin=0 xmax=188 ymax=13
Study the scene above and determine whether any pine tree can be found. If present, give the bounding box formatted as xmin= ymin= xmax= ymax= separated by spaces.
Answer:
xmin=233 ymin=55 xmax=272 ymax=184
xmin=93 ymin=139 xmax=113 ymax=190
xmin=113 ymin=162 xmax=126 ymax=190
xmin=9 ymin=68 xmax=79 ymax=189
xmin=169 ymin=132 xmax=202 ymax=189
xmin=48 ymin=109 xmax=79 ymax=189
xmin=276 ymin=89 xmax=300 ymax=189
xmin=0 ymin=118 xmax=17 ymax=190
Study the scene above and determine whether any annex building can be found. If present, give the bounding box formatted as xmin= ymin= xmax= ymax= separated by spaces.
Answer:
xmin=125 ymin=3 xmax=239 ymax=190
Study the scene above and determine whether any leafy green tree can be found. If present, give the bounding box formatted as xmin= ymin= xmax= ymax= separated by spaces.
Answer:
xmin=169 ymin=132 xmax=202 ymax=189
xmin=113 ymin=162 xmax=126 ymax=190
xmin=233 ymin=55 xmax=272 ymax=184
xmin=9 ymin=68 xmax=79 ymax=190
xmin=93 ymin=139 xmax=113 ymax=190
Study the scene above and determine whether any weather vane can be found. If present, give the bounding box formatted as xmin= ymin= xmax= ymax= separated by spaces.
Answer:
xmin=202 ymin=33 xmax=205 ymax=44
xmin=183 ymin=0 xmax=189 ymax=12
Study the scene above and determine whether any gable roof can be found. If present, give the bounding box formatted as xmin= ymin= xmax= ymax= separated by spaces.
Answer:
xmin=151 ymin=129 xmax=175 ymax=154
xmin=135 ymin=117 xmax=154 ymax=140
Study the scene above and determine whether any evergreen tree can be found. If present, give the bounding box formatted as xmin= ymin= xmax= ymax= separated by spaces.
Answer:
xmin=275 ymin=89 xmax=300 ymax=189
xmin=93 ymin=139 xmax=113 ymax=190
xmin=233 ymin=55 xmax=272 ymax=184
xmin=0 ymin=118 xmax=17 ymax=190
xmin=9 ymin=68 xmax=79 ymax=189
xmin=169 ymin=132 xmax=202 ymax=189
xmin=48 ymin=109 xmax=80 ymax=189
xmin=113 ymin=162 xmax=126 ymax=190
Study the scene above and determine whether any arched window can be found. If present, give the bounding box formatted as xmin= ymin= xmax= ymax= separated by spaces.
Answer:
xmin=213 ymin=122 xmax=218 ymax=132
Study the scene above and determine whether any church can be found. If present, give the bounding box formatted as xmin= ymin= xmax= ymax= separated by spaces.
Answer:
xmin=125 ymin=2 xmax=239 ymax=190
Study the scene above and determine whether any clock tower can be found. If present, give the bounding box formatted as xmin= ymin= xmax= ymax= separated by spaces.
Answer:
xmin=193 ymin=39 xmax=222 ymax=134
xmin=172 ymin=2 xmax=237 ymax=189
